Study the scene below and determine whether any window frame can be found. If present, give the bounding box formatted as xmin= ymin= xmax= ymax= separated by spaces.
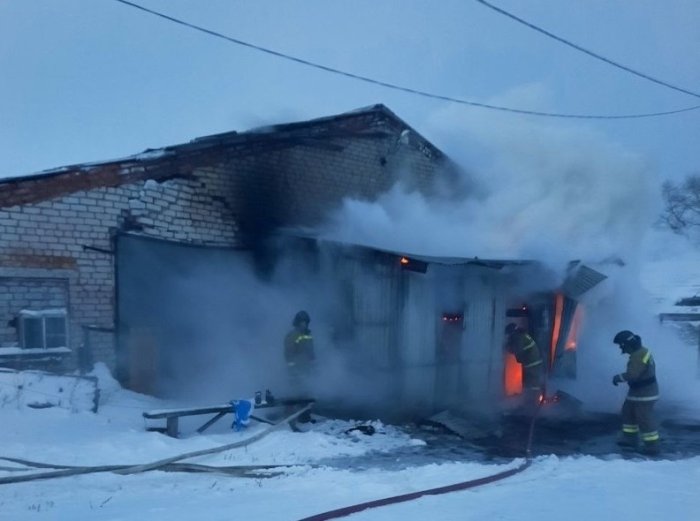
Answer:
xmin=18 ymin=309 xmax=69 ymax=350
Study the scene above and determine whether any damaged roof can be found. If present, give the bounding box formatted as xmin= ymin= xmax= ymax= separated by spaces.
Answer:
xmin=281 ymin=233 xmax=609 ymax=298
xmin=276 ymin=230 xmax=530 ymax=269
xmin=0 ymin=104 xmax=446 ymax=209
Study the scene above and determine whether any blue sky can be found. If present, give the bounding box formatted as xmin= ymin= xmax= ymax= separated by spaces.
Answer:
xmin=1 ymin=0 xmax=698 ymax=182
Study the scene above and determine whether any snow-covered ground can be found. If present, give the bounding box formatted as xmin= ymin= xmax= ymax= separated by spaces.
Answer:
xmin=1 ymin=365 xmax=698 ymax=521
xmin=641 ymin=237 xmax=700 ymax=316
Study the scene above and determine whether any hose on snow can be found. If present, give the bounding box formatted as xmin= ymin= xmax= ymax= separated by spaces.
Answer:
xmin=0 ymin=459 xmax=288 ymax=485
xmin=296 ymin=403 xmax=543 ymax=521
xmin=0 ymin=403 xmax=313 ymax=485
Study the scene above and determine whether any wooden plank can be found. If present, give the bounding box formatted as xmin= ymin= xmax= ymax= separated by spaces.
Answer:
xmin=145 ymin=399 xmax=315 ymax=438
xmin=143 ymin=398 xmax=314 ymax=420
xmin=143 ymin=405 xmax=230 ymax=419
xmin=196 ymin=411 xmax=229 ymax=434
xmin=249 ymin=414 xmax=275 ymax=425
xmin=166 ymin=416 xmax=179 ymax=438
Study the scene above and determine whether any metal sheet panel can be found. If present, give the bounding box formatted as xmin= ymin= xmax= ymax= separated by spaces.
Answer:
xmin=400 ymin=271 xmax=436 ymax=366
xmin=115 ymin=233 xmax=253 ymax=396
xmin=460 ymin=268 xmax=506 ymax=412
xmin=562 ymin=264 xmax=607 ymax=298
xmin=399 ymin=271 xmax=437 ymax=412
xmin=340 ymin=256 xmax=400 ymax=369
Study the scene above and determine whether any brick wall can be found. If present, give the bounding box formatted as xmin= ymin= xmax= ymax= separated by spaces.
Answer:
xmin=0 ymin=172 xmax=240 ymax=369
xmin=0 ymin=109 xmax=447 ymax=374
xmin=220 ymin=114 xmax=441 ymax=236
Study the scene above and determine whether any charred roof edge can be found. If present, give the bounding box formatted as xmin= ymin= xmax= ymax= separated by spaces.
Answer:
xmin=1 ymin=104 xmax=444 ymax=186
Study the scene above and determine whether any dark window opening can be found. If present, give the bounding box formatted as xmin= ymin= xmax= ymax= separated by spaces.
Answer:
xmin=438 ymin=312 xmax=464 ymax=363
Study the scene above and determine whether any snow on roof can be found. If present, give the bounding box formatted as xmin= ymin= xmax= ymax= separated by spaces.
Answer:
xmin=1 ymin=104 xmax=439 ymax=197
xmin=1 ymin=148 xmax=173 ymax=183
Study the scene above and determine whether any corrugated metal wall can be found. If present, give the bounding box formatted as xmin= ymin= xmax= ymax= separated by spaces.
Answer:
xmin=460 ymin=267 xmax=507 ymax=414
xmin=399 ymin=270 xmax=437 ymax=413
xmin=433 ymin=267 xmax=464 ymax=411
xmin=344 ymin=255 xmax=401 ymax=369
xmin=325 ymin=244 xmax=516 ymax=416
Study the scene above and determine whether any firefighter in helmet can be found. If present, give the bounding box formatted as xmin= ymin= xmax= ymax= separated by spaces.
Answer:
xmin=612 ymin=330 xmax=660 ymax=454
xmin=284 ymin=310 xmax=315 ymax=422
xmin=504 ymin=323 xmax=544 ymax=412
xmin=285 ymin=311 xmax=315 ymax=371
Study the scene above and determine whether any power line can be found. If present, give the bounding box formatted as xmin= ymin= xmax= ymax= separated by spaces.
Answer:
xmin=112 ymin=0 xmax=700 ymax=119
xmin=475 ymin=0 xmax=700 ymax=100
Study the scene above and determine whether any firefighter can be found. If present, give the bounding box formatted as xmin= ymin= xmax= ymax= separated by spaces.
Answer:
xmin=284 ymin=310 xmax=315 ymax=423
xmin=612 ymin=330 xmax=660 ymax=454
xmin=504 ymin=323 xmax=544 ymax=412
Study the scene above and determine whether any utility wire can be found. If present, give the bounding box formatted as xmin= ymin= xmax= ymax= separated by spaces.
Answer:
xmin=112 ymin=0 xmax=700 ymax=119
xmin=475 ymin=0 xmax=700 ymax=100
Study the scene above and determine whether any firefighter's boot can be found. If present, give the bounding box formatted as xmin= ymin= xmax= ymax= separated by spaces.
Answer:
xmin=640 ymin=431 xmax=661 ymax=455
xmin=640 ymin=440 xmax=660 ymax=456
xmin=640 ymin=430 xmax=660 ymax=455
xmin=616 ymin=431 xmax=638 ymax=448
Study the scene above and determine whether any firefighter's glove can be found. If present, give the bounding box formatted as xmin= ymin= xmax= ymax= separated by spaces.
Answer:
xmin=612 ymin=374 xmax=624 ymax=386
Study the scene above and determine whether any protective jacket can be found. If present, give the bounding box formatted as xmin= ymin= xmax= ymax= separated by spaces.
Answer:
xmin=506 ymin=329 xmax=544 ymax=390
xmin=284 ymin=328 xmax=315 ymax=368
xmin=616 ymin=346 xmax=659 ymax=401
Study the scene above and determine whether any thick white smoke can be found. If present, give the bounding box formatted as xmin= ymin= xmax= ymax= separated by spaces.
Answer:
xmin=140 ymin=239 xmax=395 ymax=413
xmin=139 ymin=88 xmax=699 ymax=422
xmin=324 ymin=98 xmax=655 ymax=273
xmin=321 ymin=91 xmax=700 ymax=419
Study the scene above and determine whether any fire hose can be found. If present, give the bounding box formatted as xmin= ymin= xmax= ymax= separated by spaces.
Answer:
xmin=0 ymin=403 xmax=313 ymax=485
xmin=296 ymin=404 xmax=543 ymax=521
xmin=0 ymin=458 xmax=286 ymax=485
xmin=1 ymin=401 xmax=541 ymax=519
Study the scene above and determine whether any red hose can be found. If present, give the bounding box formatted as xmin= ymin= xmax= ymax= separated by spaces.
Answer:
xmin=297 ymin=459 xmax=531 ymax=521
xmin=298 ymin=404 xmax=542 ymax=521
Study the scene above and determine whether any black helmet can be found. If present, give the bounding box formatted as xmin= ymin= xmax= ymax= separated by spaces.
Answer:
xmin=613 ymin=330 xmax=640 ymax=349
xmin=504 ymin=323 xmax=518 ymax=335
xmin=293 ymin=310 xmax=310 ymax=327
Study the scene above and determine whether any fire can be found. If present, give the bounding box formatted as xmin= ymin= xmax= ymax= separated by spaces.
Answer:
xmin=565 ymin=306 xmax=583 ymax=351
xmin=504 ymin=353 xmax=522 ymax=396
xmin=550 ymin=293 xmax=564 ymax=369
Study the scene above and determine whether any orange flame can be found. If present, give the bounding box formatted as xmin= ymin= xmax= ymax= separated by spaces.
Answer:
xmin=504 ymin=353 xmax=522 ymax=396
xmin=550 ymin=293 xmax=564 ymax=369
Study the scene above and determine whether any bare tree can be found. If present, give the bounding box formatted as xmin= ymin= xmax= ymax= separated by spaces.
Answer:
xmin=661 ymin=174 xmax=700 ymax=233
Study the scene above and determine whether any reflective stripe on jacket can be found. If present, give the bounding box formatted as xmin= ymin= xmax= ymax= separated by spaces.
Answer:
xmin=507 ymin=332 xmax=543 ymax=369
xmin=507 ymin=331 xmax=544 ymax=389
xmin=618 ymin=346 xmax=659 ymax=401
xmin=284 ymin=329 xmax=315 ymax=367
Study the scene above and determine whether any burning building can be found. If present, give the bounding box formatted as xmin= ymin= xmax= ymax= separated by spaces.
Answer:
xmin=113 ymin=231 xmax=606 ymax=418
xmin=0 ymin=105 xmax=448 ymax=376
xmin=0 ymin=103 xmax=607 ymax=418
xmin=253 ymin=238 xmax=607 ymax=417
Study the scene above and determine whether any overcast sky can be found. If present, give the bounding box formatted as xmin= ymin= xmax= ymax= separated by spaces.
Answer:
xmin=1 ymin=0 xmax=698 ymax=182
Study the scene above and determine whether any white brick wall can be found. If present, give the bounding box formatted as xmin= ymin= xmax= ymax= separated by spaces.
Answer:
xmin=0 ymin=113 xmax=446 ymax=375
xmin=0 ymin=169 xmax=242 ymax=369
